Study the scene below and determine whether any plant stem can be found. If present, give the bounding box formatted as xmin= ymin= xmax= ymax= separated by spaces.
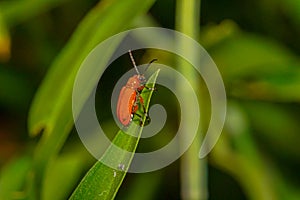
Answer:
xmin=175 ymin=0 xmax=207 ymax=200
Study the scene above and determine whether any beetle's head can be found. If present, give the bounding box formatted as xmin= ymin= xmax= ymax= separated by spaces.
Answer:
xmin=138 ymin=74 xmax=146 ymax=84
xmin=127 ymin=75 xmax=145 ymax=88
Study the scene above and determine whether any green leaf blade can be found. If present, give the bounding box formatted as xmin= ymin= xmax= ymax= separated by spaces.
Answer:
xmin=26 ymin=0 xmax=156 ymax=194
xmin=69 ymin=70 xmax=160 ymax=200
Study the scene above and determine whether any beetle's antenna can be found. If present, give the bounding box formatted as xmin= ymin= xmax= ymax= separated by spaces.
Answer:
xmin=128 ymin=50 xmax=140 ymax=75
xmin=144 ymin=58 xmax=158 ymax=73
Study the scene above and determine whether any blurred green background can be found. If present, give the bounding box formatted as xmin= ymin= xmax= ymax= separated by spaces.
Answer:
xmin=1 ymin=0 xmax=300 ymax=199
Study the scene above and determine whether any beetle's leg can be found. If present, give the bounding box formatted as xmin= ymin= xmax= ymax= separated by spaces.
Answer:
xmin=138 ymin=86 xmax=156 ymax=93
xmin=129 ymin=95 xmax=143 ymax=126
xmin=130 ymin=94 xmax=151 ymax=126
xmin=131 ymin=113 xmax=144 ymax=126
xmin=132 ymin=112 xmax=150 ymax=126
xmin=144 ymin=85 xmax=156 ymax=91
xmin=144 ymin=113 xmax=151 ymax=125
xmin=138 ymin=96 xmax=146 ymax=113
xmin=137 ymin=85 xmax=156 ymax=93
xmin=138 ymin=95 xmax=151 ymax=125
xmin=132 ymin=104 xmax=139 ymax=113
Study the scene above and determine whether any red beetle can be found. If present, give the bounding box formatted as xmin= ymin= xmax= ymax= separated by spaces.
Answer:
xmin=117 ymin=50 xmax=156 ymax=126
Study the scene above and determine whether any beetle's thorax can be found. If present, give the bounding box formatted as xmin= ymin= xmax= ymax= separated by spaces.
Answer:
xmin=126 ymin=74 xmax=146 ymax=89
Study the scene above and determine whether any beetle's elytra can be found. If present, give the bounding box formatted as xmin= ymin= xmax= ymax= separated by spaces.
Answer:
xmin=116 ymin=50 xmax=156 ymax=126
